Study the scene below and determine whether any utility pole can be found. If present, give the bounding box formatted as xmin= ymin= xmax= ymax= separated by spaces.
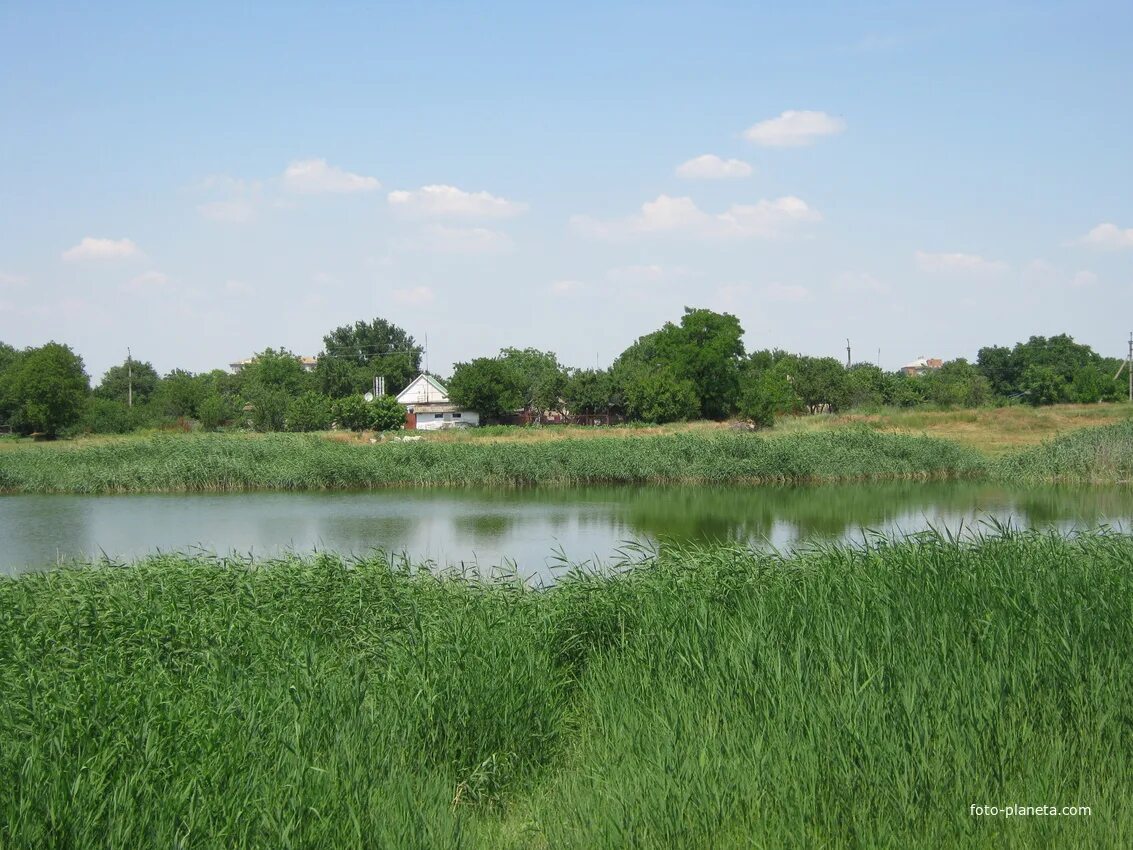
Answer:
xmin=846 ymin=338 xmax=852 ymax=368
xmin=127 ymin=347 xmax=133 ymax=408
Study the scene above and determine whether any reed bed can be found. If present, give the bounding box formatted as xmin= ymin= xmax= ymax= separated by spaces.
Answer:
xmin=2 ymin=531 xmax=1131 ymax=848
xmin=994 ymin=419 xmax=1133 ymax=483
xmin=0 ymin=430 xmax=985 ymax=494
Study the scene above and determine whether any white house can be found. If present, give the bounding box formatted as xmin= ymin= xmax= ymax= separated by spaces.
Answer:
xmin=395 ymin=374 xmax=480 ymax=430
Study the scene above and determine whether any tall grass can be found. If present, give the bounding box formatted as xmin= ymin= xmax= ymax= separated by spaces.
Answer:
xmin=0 ymin=429 xmax=985 ymax=494
xmin=995 ymin=419 xmax=1133 ymax=482
xmin=2 ymin=532 xmax=1130 ymax=847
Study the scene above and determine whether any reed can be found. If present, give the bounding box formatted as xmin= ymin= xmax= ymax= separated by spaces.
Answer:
xmin=2 ymin=531 xmax=1130 ymax=847
xmin=0 ymin=429 xmax=985 ymax=494
xmin=994 ymin=419 xmax=1133 ymax=482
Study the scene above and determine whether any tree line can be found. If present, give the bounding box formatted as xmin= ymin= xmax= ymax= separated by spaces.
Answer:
xmin=0 ymin=308 xmax=1126 ymax=437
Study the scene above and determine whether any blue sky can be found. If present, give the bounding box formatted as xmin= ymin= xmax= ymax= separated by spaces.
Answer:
xmin=2 ymin=1 xmax=1131 ymax=382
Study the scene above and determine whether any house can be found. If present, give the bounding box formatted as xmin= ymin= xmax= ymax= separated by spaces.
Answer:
xmin=901 ymin=356 xmax=943 ymax=377
xmin=230 ymin=355 xmax=318 ymax=373
xmin=395 ymin=374 xmax=480 ymax=430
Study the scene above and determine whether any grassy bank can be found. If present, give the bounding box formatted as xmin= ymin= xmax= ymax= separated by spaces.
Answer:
xmin=0 ymin=429 xmax=985 ymax=493
xmin=2 ymin=533 xmax=1130 ymax=848
xmin=994 ymin=419 xmax=1133 ymax=483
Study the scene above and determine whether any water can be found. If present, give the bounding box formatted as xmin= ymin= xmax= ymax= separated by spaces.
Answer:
xmin=2 ymin=482 xmax=1131 ymax=580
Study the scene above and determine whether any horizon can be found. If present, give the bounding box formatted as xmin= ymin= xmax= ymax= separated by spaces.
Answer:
xmin=2 ymin=1 xmax=1131 ymax=381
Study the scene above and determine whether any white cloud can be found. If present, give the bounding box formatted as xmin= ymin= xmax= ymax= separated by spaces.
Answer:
xmin=198 ymin=199 xmax=255 ymax=223
xmin=914 ymin=251 xmax=1009 ymax=274
xmin=0 ymin=271 xmax=28 ymax=287
xmin=549 ymin=279 xmax=585 ymax=296
xmin=764 ymin=282 xmax=812 ymax=302
xmin=62 ymin=237 xmax=140 ymax=262
xmin=1071 ymin=270 xmax=1098 ymax=288
xmin=127 ymin=270 xmax=169 ymax=290
xmin=573 ymin=194 xmax=820 ymax=241
xmin=225 ymin=279 xmax=254 ymax=296
xmin=392 ymin=286 xmax=435 ymax=305
xmin=410 ymin=224 xmax=515 ymax=255
xmin=1077 ymin=222 xmax=1133 ymax=250
xmin=675 ymin=154 xmax=753 ymax=179
xmin=832 ymin=271 xmax=889 ymax=294
xmin=282 ymin=159 xmax=380 ymax=194
xmin=744 ymin=110 xmax=846 ymax=147
xmin=387 ymin=185 xmax=528 ymax=218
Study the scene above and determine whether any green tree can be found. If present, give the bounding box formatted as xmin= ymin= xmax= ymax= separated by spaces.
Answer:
xmin=622 ymin=367 xmax=700 ymax=423
xmin=332 ymin=395 xmax=371 ymax=431
xmin=250 ymin=388 xmax=289 ymax=431
xmin=923 ymin=359 xmax=992 ymax=408
xmin=1019 ymin=364 xmax=1067 ymax=407
xmin=612 ymin=308 xmax=746 ymax=421
xmin=843 ymin=363 xmax=888 ymax=409
xmin=368 ymin=394 xmax=406 ymax=431
xmin=319 ymin=318 xmax=422 ymax=398
xmin=1 ymin=342 xmax=89 ymax=436
xmin=448 ymin=358 xmax=525 ymax=421
xmin=286 ymin=392 xmax=334 ymax=432
xmin=197 ymin=393 xmax=233 ymax=431
xmin=498 ymin=348 xmax=567 ymax=420
xmin=238 ymin=348 xmax=312 ymax=397
xmin=563 ymin=369 xmax=615 ymax=417
xmin=152 ymin=369 xmax=204 ymax=419
xmin=788 ymin=356 xmax=847 ymax=413
xmin=95 ymin=357 xmax=160 ymax=405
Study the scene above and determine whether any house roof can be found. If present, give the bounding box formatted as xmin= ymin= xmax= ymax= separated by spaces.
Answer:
xmin=396 ymin=373 xmax=450 ymax=403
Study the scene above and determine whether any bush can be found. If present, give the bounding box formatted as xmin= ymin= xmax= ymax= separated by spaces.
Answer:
xmin=249 ymin=389 xmax=288 ymax=432
xmin=79 ymin=398 xmax=141 ymax=434
xmin=333 ymin=394 xmax=405 ymax=432
xmin=197 ymin=394 xmax=233 ymax=432
xmin=287 ymin=392 xmax=333 ymax=432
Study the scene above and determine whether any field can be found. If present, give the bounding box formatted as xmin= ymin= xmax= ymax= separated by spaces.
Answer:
xmin=2 ymin=532 xmax=1129 ymax=848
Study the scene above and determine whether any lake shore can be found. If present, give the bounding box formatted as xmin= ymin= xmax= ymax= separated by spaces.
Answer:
xmin=3 ymin=531 xmax=1129 ymax=848
xmin=2 ymin=416 xmax=1133 ymax=493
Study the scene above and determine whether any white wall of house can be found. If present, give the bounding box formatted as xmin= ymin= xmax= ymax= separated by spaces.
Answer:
xmin=414 ymin=410 xmax=480 ymax=431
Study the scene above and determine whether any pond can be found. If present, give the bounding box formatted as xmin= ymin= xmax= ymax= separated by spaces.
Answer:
xmin=4 ymin=482 xmax=1132 ymax=580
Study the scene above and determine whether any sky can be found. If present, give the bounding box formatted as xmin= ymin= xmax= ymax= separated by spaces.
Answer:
xmin=2 ymin=1 xmax=1132 ymax=384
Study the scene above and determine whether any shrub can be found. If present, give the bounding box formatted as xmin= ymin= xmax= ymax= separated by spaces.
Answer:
xmin=286 ymin=392 xmax=333 ymax=432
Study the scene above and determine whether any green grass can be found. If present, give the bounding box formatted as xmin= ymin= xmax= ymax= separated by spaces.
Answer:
xmin=1 ymin=532 xmax=1129 ymax=848
xmin=0 ymin=428 xmax=986 ymax=493
xmin=994 ymin=419 xmax=1133 ymax=483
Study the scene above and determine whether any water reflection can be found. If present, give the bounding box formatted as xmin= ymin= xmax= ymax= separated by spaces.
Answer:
xmin=2 ymin=482 xmax=1131 ymax=579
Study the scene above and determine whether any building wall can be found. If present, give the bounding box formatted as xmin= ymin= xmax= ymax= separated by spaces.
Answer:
xmin=412 ymin=410 xmax=480 ymax=430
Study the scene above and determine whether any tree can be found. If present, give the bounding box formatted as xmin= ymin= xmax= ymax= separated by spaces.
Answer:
xmin=788 ymin=356 xmax=847 ymax=413
xmin=669 ymin=308 xmax=746 ymax=419
xmin=238 ymin=348 xmax=312 ymax=398
xmin=1 ymin=342 xmax=89 ymax=436
xmin=843 ymin=363 xmax=888 ymax=409
xmin=448 ymin=358 xmax=525 ymax=421
xmin=923 ymin=359 xmax=992 ymax=408
xmin=369 ymin=394 xmax=406 ymax=431
xmin=621 ymin=367 xmax=700 ymax=423
xmin=613 ymin=308 xmax=746 ymax=420
xmin=498 ymin=347 xmax=567 ymax=420
xmin=319 ymin=318 xmax=422 ymax=398
xmin=331 ymin=394 xmax=405 ymax=432
xmin=564 ymin=369 xmax=615 ymax=416
xmin=152 ymin=369 xmax=204 ymax=419
xmin=95 ymin=357 xmax=160 ymax=405
xmin=286 ymin=392 xmax=334 ymax=432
